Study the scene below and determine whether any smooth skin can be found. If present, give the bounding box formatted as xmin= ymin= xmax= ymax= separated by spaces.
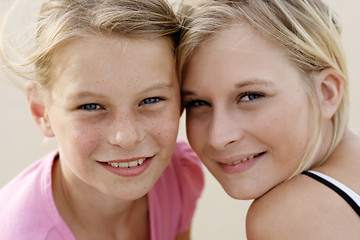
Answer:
xmin=183 ymin=22 xmax=360 ymax=239
xmin=183 ymin=23 xmax=313 ymax=200
xmin=27 ymin=34 xmax=190 ymax=239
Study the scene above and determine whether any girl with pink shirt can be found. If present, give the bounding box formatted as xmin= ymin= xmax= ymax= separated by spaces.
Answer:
xmin=0 ymin=0 xmax=204 ymax=239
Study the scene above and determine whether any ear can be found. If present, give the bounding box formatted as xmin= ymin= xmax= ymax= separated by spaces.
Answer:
xmin=26 ymin=81 xmax=55 ymax=138
xmin=316 ymin=68 xmax=344 ymax=120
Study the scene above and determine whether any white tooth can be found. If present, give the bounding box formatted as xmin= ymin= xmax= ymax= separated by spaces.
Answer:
xmin=138 ymin=158 xmax=145 ymax=165
xmin=234 ymin=160 xmax=241 ymax=165
xmin=226 ymin=160 xmax=241 ymax=165
xmin=226 ymin=154 xmax=258 ymax=165
xmin=110 ymin=163 xmax=118 ymax=167
xmin=128 ymin=160 xmax=138 ymax=168
xmin=117 ymin=162 xmax=129 ymax=168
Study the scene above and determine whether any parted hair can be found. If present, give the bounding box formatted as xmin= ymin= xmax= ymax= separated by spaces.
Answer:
xmin=1 ymin=0 xmax=180 ymax=89
xmin=177 ymin=0 xmax=349 ymax=178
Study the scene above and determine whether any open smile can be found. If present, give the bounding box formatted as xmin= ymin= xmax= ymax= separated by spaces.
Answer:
xmin=224 ymin=152 xmax=266 ymax=166
xmin=106 ymin=158 xmax=148 ymax=168
xmin=100 ymin=156 xmax=153 ymax=177
xmin=218 ymin=152 xmax=266 ymax=174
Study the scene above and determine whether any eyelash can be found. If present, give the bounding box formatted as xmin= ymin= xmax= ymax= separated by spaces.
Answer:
xmin=77 ymin=97 xmax=164 ymax=111
xmin=78 ymin=103 xmax=103 ymax=111
xmin=183 ymin=99 xmax=210 ymax=109
xmin=140 ymin=97 xmax=164 ymax=106
xmin=237 ymin=91 xmax=264 ymax=103
xmin=184 ymin=91 xmax=265 ymax=109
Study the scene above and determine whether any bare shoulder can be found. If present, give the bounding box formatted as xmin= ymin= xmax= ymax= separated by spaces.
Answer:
xmin=246 ymin=174 xmax=360 ymax=240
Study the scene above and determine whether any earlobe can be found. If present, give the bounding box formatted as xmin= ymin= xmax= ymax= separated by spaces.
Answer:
xmin=26 ymin=81 xmax=55 ymax=138
xmin=317 ymin=68 xmax=344 ymax=119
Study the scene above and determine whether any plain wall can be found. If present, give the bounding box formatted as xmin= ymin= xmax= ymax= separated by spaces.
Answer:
xmin=0 ymin=1 xmax=359 ymax=239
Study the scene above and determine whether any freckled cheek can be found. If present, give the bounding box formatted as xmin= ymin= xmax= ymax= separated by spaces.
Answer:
xmin=150 ymin=110 xmax=180 ymax=144
xmin=71 ymin=121 xmax=103 ymax=157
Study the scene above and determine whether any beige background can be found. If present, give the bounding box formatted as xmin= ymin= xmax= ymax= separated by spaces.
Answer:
xmin=0 ymin=1 xmax=359 ymax=239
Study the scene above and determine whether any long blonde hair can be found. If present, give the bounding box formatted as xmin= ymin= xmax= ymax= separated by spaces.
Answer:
xmin=178 ymin=0 xmax=349 ymax=177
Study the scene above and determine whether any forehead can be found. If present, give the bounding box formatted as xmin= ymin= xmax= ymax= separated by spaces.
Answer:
xmin=41 ymin=34 xmax=175 ymax=92
xmin=44 ymin=34 xmax=178 ymax=98
xmin=50 ymin=34 xmax=175 ymax=78
xmin=184 ymin=23 xmax=289 ymax=78
xmin=182 ymin=22 xmax=307 ymax=95
xmin=53 ymin=33 xmax=174 ymax=61
xmin=195 ymin=22 xmax=285 ymax=61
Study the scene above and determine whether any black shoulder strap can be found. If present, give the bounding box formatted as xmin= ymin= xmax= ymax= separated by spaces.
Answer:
xmin=302 ymin=171 xmax=360 ymax=217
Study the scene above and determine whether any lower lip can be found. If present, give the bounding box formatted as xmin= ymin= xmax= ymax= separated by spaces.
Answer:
xmin=218 ymin=153 xmax=264 ymax=174
xmin=100 ymin=157 xmax=152 ymax=177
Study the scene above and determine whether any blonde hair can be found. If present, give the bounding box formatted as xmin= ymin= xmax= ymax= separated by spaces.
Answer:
xmin=178 ymin=0 xmax=349 ymax=177
xmin=1 ymin=0 xmax=180 ymax=90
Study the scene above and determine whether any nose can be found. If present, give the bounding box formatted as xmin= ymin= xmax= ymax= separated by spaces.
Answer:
xmin=108 ymin=112 xmax=144 ymax=149
xmin=207 ymin=108 xmax=244 ymax=150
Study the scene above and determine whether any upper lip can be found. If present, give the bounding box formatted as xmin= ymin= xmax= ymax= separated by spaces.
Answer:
xmin=213 ymin=152 xmax=265 ymax=164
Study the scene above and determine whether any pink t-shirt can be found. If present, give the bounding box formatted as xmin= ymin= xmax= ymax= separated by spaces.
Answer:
xmin=0 ymin=140 xmax=204 ymax=239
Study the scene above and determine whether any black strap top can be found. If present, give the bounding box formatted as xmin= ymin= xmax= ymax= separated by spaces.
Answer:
xmin=302 ymin=170 xmax=360 ymax=217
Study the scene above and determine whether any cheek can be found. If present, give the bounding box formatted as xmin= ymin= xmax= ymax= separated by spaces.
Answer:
xmin=151 ymin=109 xmax=180 ymax=143
xmin=186 ymin=117 xmax=206 ymax=153
xmin=66 ymin=120 xmax=103 ymax=157
xmin=260 ymin=107 xmax=310 ymax=157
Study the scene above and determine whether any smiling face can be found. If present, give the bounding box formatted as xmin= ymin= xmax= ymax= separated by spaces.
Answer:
xmin=40 ymin=34 xmax=180 ymax=200
xmin=182 ymin=23 xmax=314 ymax=200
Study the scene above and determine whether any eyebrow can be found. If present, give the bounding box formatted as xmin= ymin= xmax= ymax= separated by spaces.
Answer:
xmin=181 ymin=89 xmax=196 ymax=97
xmin=182 ymin=78 xmax=274 ymax=97
xmin=234 ymin=78 xmax=275 ymax=88
xmin=66 ymin=91 xmax=107 ymax=100
xmin=66 ymin=81 xmax=176 ymax=100
xmin=141 ymin=81 xmax=176 ymax=92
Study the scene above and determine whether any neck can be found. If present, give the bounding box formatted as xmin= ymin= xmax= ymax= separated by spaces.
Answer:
xmin=51 ymin=158 xmax=149 ymax=238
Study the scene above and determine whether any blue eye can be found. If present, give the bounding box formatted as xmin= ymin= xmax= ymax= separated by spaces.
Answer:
xmin=79 ymin=103 xmax=102 ymax=111
xmin=141 ymin=97 xmax=163 ymax=105
xmin=238 ymin=92 xmax=264 ymax=102
xmin=184 ymin=99 xmax=210 ymax=108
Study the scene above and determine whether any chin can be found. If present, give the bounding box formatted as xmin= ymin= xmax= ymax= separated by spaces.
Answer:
xmin=112 ymin=189 xmax=149 ymax=201
xmin=221 ymin=184 xmax=265 ymax=200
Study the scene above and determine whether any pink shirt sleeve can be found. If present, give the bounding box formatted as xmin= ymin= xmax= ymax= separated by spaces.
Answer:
xmin=174 ymin=140 xmax=204 ymax=233
xmin=148 ymin=140 xmax=204 ymax=240
xmin=0 ymin=151 xmax=75 ymax=240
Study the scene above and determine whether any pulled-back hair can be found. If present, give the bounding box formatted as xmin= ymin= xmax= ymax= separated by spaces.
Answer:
xmin=1 ymin=0 xmax=180 ymax=89
xmin=178 ymin=0 xmax=349 ymax=177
